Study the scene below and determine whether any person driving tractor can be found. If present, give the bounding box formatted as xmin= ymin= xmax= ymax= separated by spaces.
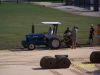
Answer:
xmin=48 ymin=27 xmax=53 ymax=36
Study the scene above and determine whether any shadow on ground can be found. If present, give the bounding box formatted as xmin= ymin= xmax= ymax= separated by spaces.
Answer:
xmin=32 ymin=67 xmax=45 ymax=70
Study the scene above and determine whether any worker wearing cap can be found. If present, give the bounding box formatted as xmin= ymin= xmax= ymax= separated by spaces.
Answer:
xmin=72 ymin=26 xmax=78 ymax=49
xmin=89 ymin=24 xmax=94 ymax=45
xmin=97 ymin=24 xmax=100 ymax=44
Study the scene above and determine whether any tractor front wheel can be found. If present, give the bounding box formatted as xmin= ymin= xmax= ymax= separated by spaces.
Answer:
xmin=28 ymin=43 xmax=36 ymax=50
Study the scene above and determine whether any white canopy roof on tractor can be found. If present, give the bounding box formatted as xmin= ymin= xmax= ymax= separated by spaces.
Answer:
xmin=41 ymin=22 xmax=61 ymax=25
xmin=41 ymin=22 xmax=61 ymax=34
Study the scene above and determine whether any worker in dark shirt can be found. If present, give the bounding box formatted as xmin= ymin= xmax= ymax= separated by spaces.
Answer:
xmin=89 ymin=24 xmax=94 ymax=45
xmin=64 ymin=27 xmax=71 ymax=36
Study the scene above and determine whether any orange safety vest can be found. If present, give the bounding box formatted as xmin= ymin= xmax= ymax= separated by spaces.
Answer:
xmin=97 ymin=28 xmax=100 ymax=35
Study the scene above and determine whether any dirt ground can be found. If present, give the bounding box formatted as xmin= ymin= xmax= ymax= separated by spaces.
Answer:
xmin=0 ymin=46 xmax=100 ymax=75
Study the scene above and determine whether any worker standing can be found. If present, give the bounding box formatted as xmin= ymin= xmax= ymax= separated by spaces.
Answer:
xmin=97 ymin=24 xmax=100 ymax=45
xmin=89 ymin=24 xmax=94 ymax=45
xmin=71 ymin=26 xmax=78 ymax=49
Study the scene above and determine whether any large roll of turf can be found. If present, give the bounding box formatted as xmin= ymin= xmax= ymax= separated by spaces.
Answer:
xmin=90 ymin=51 xmax=100 ymax=63
xmin=40 ymin=56 xmax=56 ymax=69
xmin=56 ymin=56 xmax=71 ymax=68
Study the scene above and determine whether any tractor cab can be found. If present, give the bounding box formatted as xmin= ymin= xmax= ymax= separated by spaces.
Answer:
xmin=41 ymin=22 xmax=72 ymax=47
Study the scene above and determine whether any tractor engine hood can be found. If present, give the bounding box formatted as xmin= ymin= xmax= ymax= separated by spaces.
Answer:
xmin=26 ymin=33 xmax=44 ymax=38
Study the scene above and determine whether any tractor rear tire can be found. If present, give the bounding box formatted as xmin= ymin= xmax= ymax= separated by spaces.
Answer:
xmin=49 ymin=37 xmax=61 ymax=49
xmin=40 ymin=56 xmax=56 ymax=69
xmin=28 ymin=43 xmax=36 ymax=50
xmin=56 ymin=56 xmax=71 ymax=68
xmin=90 ymin=51 xmax=100 ymax=63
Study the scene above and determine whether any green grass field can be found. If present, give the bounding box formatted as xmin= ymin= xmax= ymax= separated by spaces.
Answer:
xmin=0 ymin=2 xmax=100 ymax=49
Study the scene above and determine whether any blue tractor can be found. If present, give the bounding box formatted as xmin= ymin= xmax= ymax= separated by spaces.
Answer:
xmin=22 ymin=22 xmax=62 ymax=50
